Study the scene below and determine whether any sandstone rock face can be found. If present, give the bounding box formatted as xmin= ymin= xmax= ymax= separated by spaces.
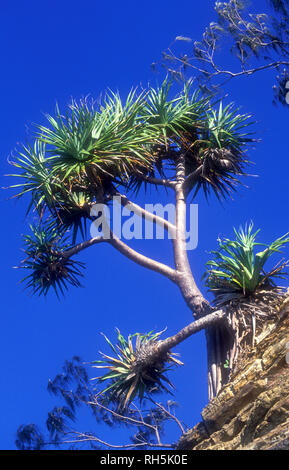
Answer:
xmin=177 ymin=302 xmax=289 ymax=450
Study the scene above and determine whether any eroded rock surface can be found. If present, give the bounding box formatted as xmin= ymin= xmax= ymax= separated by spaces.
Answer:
xmin=177 ymin=300 xmax=289 ymax=450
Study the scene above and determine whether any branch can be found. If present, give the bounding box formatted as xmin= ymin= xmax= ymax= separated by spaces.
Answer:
xmin=63 ymin=236 xmax=106 ymax=258
xmin=208 ymin=60 xmax=289 ymax=79
xmin=134 ymin=172 xmax=176 ymax=188
xmin=56 ymin=400 xmax=174 ymax=449
xmin=108 ymin=230 xmax=178 ymax=282
xmin=182 ymin=166 xmax=203 ymax=194
xmin=149 ymin=400 xmax=186 ymax=434
xmin=167 ymin=48 xmax=289 ymax=80
xmin=62 ymin=231 xmax=177 ymax=282
xmin=61 ymin=431 xmax=173 ymax=449
xmin=114 ymin=192 xmax=176 ymax=237
xmin=61 ymin=204 xmax=177 ymax=284
xmin=89 ymin=398 xmax=158 ymax=431
xmin=159 ymin=308 xmax=226 ymax=352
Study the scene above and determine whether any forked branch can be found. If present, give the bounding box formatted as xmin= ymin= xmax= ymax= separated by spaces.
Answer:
xmin=63 ymin=231 xmax=178 ymax=283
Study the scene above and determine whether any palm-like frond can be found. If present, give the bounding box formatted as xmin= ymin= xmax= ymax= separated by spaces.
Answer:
xmin=8 ymin=141 xmax=59 ymax=213
xmin=185 ymin=103 xmax=255 ymax=199
xmin=127 ymin=78 xmax=210 ymax=194
xmin=205 ymin=103 xmax=254 ymax=150
xmin=49 ymin=190 xmax=94 ymax=244
xmin=38 ymin=93 xmax=155 ymax=187
xmin=92 ymin=329 xmax=183 ymax=409
xmin=19 ymin=223 xmax=84 ymax=297
xmin=8 ymin=80 xmax=256 ymax=242
xmin=8 ymin=141 xmax=95 ymax=240
xmin=143 ymin=78 xmax=208 ymax=142
xmin=204 ymin=223 xmax=289 ymax=304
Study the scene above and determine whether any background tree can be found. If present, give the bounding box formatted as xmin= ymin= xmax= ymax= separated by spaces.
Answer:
xmin=9 ymin=77 xmax=289 ymax=427
xmin=159 ymin=0 xmax=289 ymax=105
xmin=15 ymin=357 xmax=186 ymax=450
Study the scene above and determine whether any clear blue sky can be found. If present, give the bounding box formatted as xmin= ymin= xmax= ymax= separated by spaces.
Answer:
xmin=1 ymin=0 xmax=289 ymax=450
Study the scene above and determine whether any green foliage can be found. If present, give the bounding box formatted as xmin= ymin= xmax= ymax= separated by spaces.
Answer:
xmin=8 ymin=141 xmax=94 ymax=241
xmin=204 ymin=223 xmax=289 ymax=303
xmin=203 ymin=103 xmax=254 ymax=151
xmin=9 ymin=78 xmax=255 ymax=296
xmin=20 ymin=223 xmax=84 ymax=297
xmin=38 ymin=93 xmax=155 ymax=184
xmin=186 ymin=103 xmax=255 ymax=199
xmin=143 ymin=78 xmax=208 ymax=140
xmin=8 ymin=141 xmax=57 ymax=213
xmin=223 ymin=359 xmax=230 ymax=369
xmin=50 ymin=191 xmax=93 ymax=244
xmin=92 ymin=329 xmax=183 ymax=409
xmin=9 ymin=79 xmax=254 ymax=212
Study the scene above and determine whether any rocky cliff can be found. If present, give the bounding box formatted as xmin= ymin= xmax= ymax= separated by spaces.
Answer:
xmin=177 ymin=298 xmax=289 ymax=450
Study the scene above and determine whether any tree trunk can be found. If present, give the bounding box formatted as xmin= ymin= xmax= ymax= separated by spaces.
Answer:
xmin=207 ymin=323 xmax=240 ymax=399
xmin=173 ymin=153 xmax=228 ymax=400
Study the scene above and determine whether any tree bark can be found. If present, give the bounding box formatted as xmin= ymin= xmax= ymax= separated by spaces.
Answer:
xmin=173 ymin=154 xmax=210 ymax=317
xmin=172 ymin=154 xmax=226 ymax=400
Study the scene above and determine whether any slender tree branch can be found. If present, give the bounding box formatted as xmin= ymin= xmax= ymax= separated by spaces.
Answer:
xmin=169 ymin=50 xmax=289 ymax=80
xmin=161 ymin=0 xmax=289 ymax=103
xmin=148 ymin=399 xmax=186 ymax=434
xmin=113 ymin=191 xmax=176 ymax=237
xmin=134 ymin=172 xmax=176 ymax=188
xmin=205 ymin=60 xmax=289 ymax=79
xmin=58 ymin=404 xmax=174 ymax=449
xmin=157 ymin=308 xmax=226 ymax=354
xmin=182 ymin=166 xmax=203 ymax=195
xmin=63 ymin=230 xmax=177 ymax=283
xmin=88 ymin=398 xmax=157 ymax=432
xmin=61 ymin=432 xmax=173 ymax=449
xmin=108 ymin=230 xmax=178 ymax=283
xmin=63 ymin=236 xmax=106 ymax=258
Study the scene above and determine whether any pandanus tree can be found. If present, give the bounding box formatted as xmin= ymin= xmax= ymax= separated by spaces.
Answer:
xmin=9 ymin=78 xmax=289 ymax=408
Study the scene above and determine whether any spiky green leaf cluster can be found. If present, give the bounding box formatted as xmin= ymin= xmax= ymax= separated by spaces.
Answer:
xmin=9 ymin=79 xmax=255 ymax=296
xmin=92 ymin=329 xmax=183 ymax=408
xmin=20 ymin=223 xmax=84 ymax=297
xmin=184 ymin=103 xmax=255 ymax=199
xmin=204 ymin=223 xmax=289 ymax=304
xmin=38 ymin=93 xmax=154 ymax=182
xmin=9 ymin=79 xmax=255 ymax=217
xmin=143 ymin=78 xmax=208 ymax=140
